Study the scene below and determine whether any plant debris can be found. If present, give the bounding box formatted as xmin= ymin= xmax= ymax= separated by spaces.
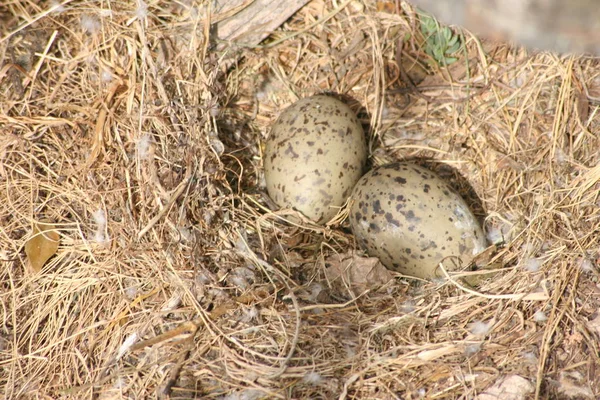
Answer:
xmin=23 ymin=221 xmax=59 ymax=273
xmin=323 ymin=251 xmax=393 ymax=297
xmin=1 ymin=1 xmax=600 ymax=399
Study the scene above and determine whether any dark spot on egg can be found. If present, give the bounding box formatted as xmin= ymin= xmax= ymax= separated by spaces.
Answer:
xmin=385 ymin=213 xmax=400 ymax=227
xmin=400 ymin=210 xmax=421 ymax=223
xmin=284 ymin=144 xmax=299 ymax=159
xmin=369 ymin=223 xmax=380 ymax=233
xmin=373 ymin=200 xmax=383 ymax=214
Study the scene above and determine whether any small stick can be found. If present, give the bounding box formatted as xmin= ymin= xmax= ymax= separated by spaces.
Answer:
xmin=137 ymin=172 xmax=192 ymax=239
xmin=438 ymin=262 xmax=548 ymax=301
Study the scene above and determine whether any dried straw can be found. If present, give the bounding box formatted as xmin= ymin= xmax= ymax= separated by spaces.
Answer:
xmin=1 ymin=1 xmax=599 ymax=399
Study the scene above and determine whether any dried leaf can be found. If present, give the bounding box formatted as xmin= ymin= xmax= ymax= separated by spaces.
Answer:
xmin=210 ymin=301 xmax=236 ymax=320
xmin=324 ymin=251 xmax=393 ymax=297
xmin=585 ymin=314 xmax=600 ymax=336
xmin=557 ymin=371 xmax=594 ymax=399
xmin=376 ymin=1 xmax=396 ymax=13
xmin=575 ymin=88 xmax=590 ymax=125
xmin=24 ymin=221 xmax=59 ymax=273
xmin=476 ymin=375 xmax=534 ymax=400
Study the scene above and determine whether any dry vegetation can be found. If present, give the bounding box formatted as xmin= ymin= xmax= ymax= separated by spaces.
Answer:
xmin=1 ymin=1 xmax=600 ymax=399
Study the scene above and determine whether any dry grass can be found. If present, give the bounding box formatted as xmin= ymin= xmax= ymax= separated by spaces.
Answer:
xmin=1 ymin=0 xmax=600 ymax=399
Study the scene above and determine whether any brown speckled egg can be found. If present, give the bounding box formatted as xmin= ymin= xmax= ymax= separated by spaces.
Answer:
xmin=264 ymin=95 xmax=367 ymax=223
xmin=349 ymin=162 xmax=487 ymax=279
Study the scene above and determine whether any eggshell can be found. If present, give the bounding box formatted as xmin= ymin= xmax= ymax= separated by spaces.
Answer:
xmin=264 ymin=95 xmax=367 ymax=223
xmin=349 ymin=162 xmax=487 ymax=279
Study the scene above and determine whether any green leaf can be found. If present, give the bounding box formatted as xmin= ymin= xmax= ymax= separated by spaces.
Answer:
xmin=447 ymin=42 xmax=461 ymax=54
xmin=443 ymin=28 xmax=452 ymax=41
xmin=447 ymin=35 xmax=459 ymax=47
xmin=418 ymin=10 xmax=463 ymax=66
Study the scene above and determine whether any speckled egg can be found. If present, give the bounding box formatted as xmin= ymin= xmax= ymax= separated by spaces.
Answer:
xmin=349 ymin=162 xmax=487 ymax=279
xmin=264 ymin=95 xmax=367 ymax=223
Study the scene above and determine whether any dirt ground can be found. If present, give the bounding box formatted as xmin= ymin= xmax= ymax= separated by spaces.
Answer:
xmin=1 ymin=1 xmax=600 ymax=399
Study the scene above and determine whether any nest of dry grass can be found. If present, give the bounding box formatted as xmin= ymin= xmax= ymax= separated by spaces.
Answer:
xmin=1 ymin=1 xmax=600 ymax=399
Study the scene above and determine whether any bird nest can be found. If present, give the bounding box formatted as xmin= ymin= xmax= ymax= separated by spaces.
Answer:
xmin=1 ymin=1 xmax=599 ymax=399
